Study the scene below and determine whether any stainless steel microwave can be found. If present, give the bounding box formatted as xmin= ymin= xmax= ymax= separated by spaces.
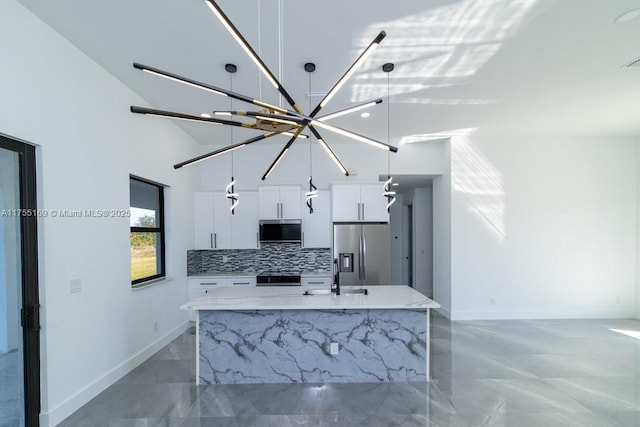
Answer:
xmin=259 ymin=219 xmax=302 ymax=242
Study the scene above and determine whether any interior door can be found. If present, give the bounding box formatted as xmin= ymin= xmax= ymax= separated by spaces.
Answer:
xmin=0 ymin=135 xmax=40 ymax=427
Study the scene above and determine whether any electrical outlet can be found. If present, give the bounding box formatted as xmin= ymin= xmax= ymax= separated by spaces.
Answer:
xmin=330 ymin=342 xmax=339 ymax=355
xmin=69 ymin=279 xmax=82 ymax=294
xmin=222 ymin=255 xmax=228 ymax=263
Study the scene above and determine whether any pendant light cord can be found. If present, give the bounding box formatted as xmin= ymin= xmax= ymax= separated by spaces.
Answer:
xmin=229 ymin=72 xmax=234 ymax=177
xmin=308 ymin=70 xmax=313 ymax=177
xmin=387 ymin=72 xmax=391 ymax=178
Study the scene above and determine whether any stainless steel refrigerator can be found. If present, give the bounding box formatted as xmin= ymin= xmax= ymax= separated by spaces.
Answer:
xmin=333 ymin=223 xmax=390 ymax=286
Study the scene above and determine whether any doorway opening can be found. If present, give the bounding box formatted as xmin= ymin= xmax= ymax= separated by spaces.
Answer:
xmin=0 ymin=134 xmax=40 ymax=427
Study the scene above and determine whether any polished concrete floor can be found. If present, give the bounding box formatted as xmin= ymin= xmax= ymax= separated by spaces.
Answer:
xmin=57 ymin=313 xmax=640 ymax=426
xmin=0 ymin=349 xmax=21 ymax=427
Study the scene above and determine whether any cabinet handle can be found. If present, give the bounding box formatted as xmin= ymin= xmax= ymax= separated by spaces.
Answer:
xmin=308 ymin=281 xmax=324 ymax=285
xmin=201 ymin=282 xmax=218 ymax=286
xmin=302 ymin=232 xmax=305 ymax=247
xmin=210 ymin=233 xmax=214 ymax=248
xmin=362 ymin=203 xmax=365 ymax=220
xmin=256 ymin=232 xmax=259 ymax=248
xmin=214 ymin=233 xmax=217 ymax=248
xmin=232 ymin=282 xmax=251 ymax=285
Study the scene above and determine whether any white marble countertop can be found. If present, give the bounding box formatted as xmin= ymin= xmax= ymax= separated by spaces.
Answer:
xmin=180 ymin=285 xmax=439 ymax=311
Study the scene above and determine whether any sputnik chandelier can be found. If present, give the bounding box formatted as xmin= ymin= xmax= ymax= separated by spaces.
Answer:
xmin=130 ymin=0 xmax=399 ymax=179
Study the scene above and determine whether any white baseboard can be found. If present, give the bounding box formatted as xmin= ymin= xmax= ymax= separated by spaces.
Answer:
xmin=450 ymin=308 xmax=638 ymax=321
xmin=434 ymin=306 xmax=452 ymax=319
xmin=40 ymin=321 xmax=190 ymax=427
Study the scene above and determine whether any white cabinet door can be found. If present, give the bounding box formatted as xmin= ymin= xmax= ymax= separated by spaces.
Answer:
xmin=331 ymin=184 xmax=389 ymax=222
xmin=258 ymin=186 xmax=280 ymax=219
xmin=259 ymin=186 xmax=302 ymax=219
xmin=331 ymin=184 xmax=361 ymax=222
xmin=279 ymin=186 xmax=302 ymax=219
xmin=231 ymin=191 xmax=259 ymax=249
xmin=360 ymin=184 xmax=389 ymax=222
xmin=302 ymin=189 xmax=331 ymax=248
xmin=228 ymin=277 xmax=257 ymax=286
xmin=194 ymin=192 xmax=215 ymax=249
xmin=301 ymin=276 xmax=332 ymax=288
xmin=212 ymin=192 xmax=232 ymax=249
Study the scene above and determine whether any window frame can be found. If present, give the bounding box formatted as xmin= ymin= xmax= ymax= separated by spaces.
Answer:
xmin=130 ymin=175 xmax=166 ymax=286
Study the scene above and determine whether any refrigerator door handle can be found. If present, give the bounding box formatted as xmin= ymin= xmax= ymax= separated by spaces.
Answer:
xmin=359 ymin=233 xmax=366 ymax=281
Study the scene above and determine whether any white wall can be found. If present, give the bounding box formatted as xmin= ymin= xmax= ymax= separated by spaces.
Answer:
xmin=637 ymin=138 xmax=640 ymax=319
xmin=389 ymin=193 xmax=404 ymax=285
xmin=433 ymin=140 xmax=452 ymax=317
xmin=450 ymin=134 xmax=638 ymax=320
xmin=1 ymin=2 xmax=199 ymax=425
xmin=409 ymin=188 xmax=433 ymax=297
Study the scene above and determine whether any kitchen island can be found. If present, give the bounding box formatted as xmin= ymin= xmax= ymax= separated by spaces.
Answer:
xmin=180 ymin=285 xmax=439 ymax=385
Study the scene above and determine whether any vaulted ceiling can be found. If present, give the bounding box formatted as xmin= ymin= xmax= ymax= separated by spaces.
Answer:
xmin=18 ymin=0 xmax=640 ymax=151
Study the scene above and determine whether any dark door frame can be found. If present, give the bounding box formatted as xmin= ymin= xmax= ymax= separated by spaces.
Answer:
xmin=0 ymin=134 xmax=40 ymax=426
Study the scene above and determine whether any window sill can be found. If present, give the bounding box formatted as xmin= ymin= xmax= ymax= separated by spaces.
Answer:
xmin=132 ymin=276 xmax=175 ymax=290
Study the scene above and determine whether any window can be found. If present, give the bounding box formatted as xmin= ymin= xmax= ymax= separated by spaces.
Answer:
xmin=130 ymin=176 xmax=165 ymax=286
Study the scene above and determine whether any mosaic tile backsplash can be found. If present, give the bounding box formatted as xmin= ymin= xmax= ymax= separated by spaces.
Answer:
xmin=187 ymin=243 xmax=332 ymax=275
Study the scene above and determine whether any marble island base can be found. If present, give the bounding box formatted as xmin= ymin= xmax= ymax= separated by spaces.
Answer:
xmin=198 ymin=308 xmax=428 ymax=385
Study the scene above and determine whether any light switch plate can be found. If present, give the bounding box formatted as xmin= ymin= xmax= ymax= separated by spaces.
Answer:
xmin=70 ymin=279 xmax=82 ymax=294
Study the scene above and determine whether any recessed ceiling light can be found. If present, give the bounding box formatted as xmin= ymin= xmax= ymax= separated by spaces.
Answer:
xmin=200 ymin=113 xmax=212 ymax=118
xmin=360 ymin=112 xmax=371 ymax=118
xmin=615 ymin=8 xmax=640 ymax=23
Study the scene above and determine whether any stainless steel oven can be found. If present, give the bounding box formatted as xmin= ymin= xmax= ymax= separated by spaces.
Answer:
xmin=256 ymin=274 xmax=301 ymax=286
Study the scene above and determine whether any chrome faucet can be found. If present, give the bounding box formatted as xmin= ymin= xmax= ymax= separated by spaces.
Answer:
xmin=332 ymin=258 xmax=340 ymax=295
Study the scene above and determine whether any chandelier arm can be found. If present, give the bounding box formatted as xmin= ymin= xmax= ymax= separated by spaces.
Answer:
xmin=307 ymin=125 xmax=349 ymax=176
xmin=317 ymin=98 xmax=383 ymax=121
xmin=293 ymin=112 xmax=399 ymax=152
xmin=131 ymin=106 xmax=250 ymax=127
xmin=310 ymin=31 xmax=386 ymax=117
xmin=174 ymin=132 xmax=279 ymax=169
xmin=222 ymin=110 xmax=306 ymax=125
xmin=133 ymin=62 xmax=293 ymax=115
xmin=204 ymin=0 xmax=304 ymax=114
xmin=261 ymin=127 xmax=306 ymax=180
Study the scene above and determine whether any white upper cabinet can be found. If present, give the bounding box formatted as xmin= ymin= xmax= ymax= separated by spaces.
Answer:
xmin=212 ymin=192 xmax=232 ymax=249
xmin=193 ymin=191 xmax=259 ymax=249
xmin=230 ymin=191 xmax=259 ymax=249
xmin=194 ymin=192 xmax=215 ymax=249
xmin=301 ymin=189 xmax=331 ymax=248
xmin=359 ymin=184 xmax=389 ymax=222
xmin=259 ymin=185 xmax=302 ymax=219
xmin=331 ymin=183 xmax=389 ymax=222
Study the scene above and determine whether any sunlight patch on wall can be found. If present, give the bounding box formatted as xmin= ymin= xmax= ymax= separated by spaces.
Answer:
xmin=610 ymin=329 xmax=640 ymax=340
xmin=351 ymin=0 xmax=539 ymax=102
xmin=451 ymin=133 xmax=506 ymax=241
xmin=400 ymin=128 xmax=475 ymax=145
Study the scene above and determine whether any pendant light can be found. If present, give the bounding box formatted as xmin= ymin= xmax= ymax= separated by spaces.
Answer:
xmin=225 ymin=63 xmax=239 ymax=214
xmin=382 ymin=62 xmax=396 ymax=212
xmin=304 ymin=63 xmax=318 ymax=213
